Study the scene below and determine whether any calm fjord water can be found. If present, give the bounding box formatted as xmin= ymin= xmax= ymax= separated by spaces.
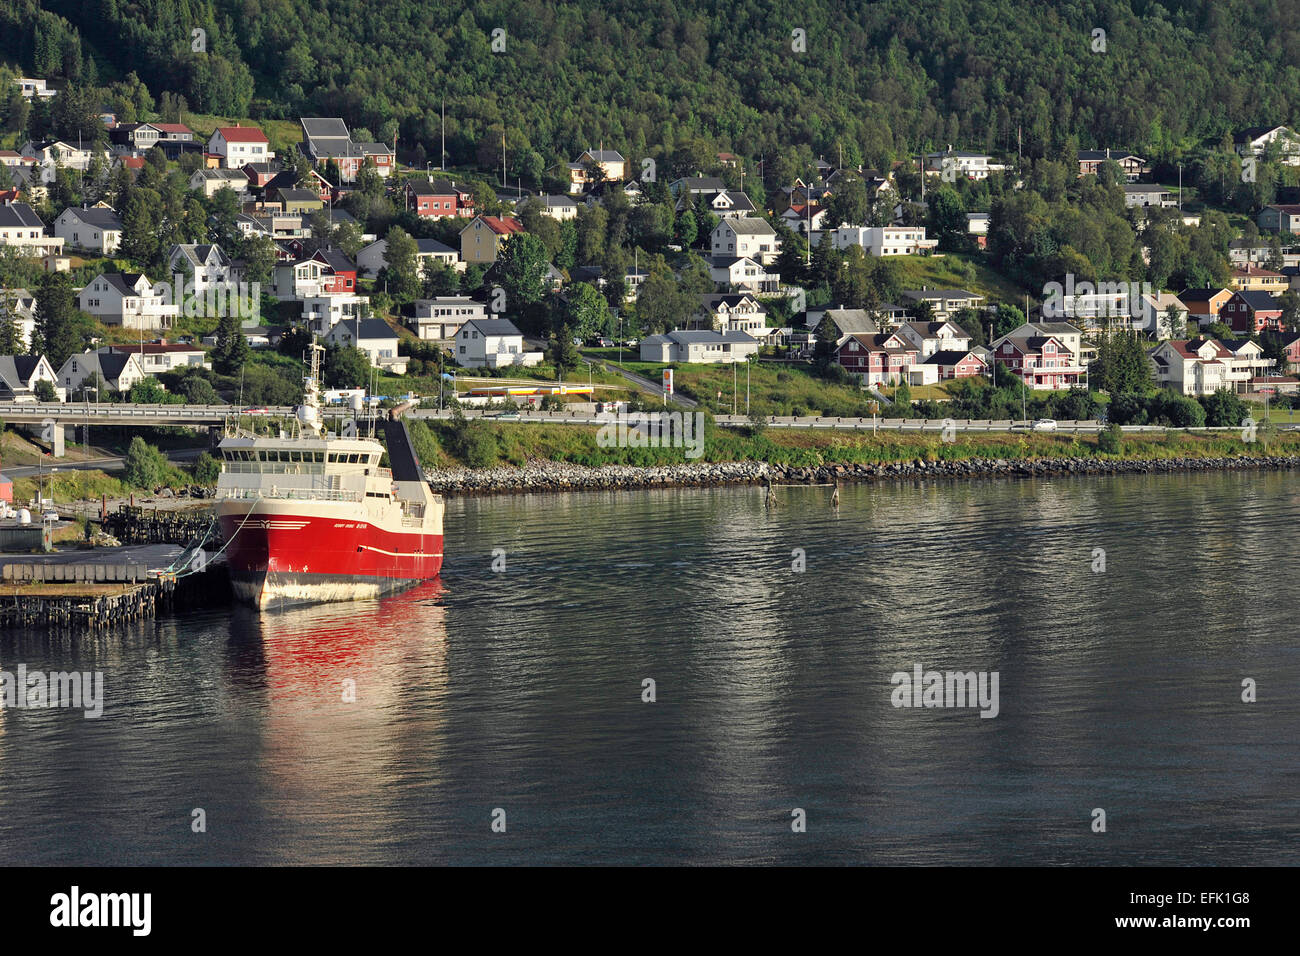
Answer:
xmin=2 ymin=471 xmax=1298 ymax=865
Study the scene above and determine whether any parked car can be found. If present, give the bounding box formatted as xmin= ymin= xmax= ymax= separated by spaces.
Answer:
xmin=243 ymin=406 xmax=270 ymax=415
xmin=1031 ymin=418 xmax=1057 ymax=432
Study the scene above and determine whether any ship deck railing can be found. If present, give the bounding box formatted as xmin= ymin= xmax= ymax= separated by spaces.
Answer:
xmin=216 ymin=487 xmax=364 ymax=503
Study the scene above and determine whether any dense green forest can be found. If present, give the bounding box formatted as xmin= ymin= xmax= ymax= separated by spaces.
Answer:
xmin=2 ymin=0 xmax=1298 ymax=177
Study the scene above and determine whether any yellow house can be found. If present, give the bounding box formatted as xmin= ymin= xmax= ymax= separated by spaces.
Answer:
xmin=459 ymin=216 xmax=524 ymax=264
xmin=567 ymin=149 xmax=626 ymax=192
xmin=1230 ymin=265 xmax=1288 ymax=295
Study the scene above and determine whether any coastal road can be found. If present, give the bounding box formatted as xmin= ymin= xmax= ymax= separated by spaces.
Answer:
xmin=581 ymin=353 xmax=700 ymax=409
xmin=4 ymin=448 xmax=206 ymax=479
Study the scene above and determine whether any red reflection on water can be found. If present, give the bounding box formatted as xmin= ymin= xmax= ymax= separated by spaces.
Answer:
xmin=250 ymin=580 xmax=448 ymax=700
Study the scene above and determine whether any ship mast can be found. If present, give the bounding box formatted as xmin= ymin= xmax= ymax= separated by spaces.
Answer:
xmin=296 ymin=342 xmax=326 ymax=438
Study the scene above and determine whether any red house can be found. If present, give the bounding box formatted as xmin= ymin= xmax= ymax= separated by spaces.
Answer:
xmin=835 ymin=332 xmax=919 ymax=385
xmin=991 ymin=333 xmax=1083 ymax=390
xmin=925 ymin=349 xmax=988 ymax=380
xmin=311 ymin=248 xmax=358 ymax=294
xmin=405 ymin=178 xmax=475 ymax=219
xmin=1223 ymin=290 xmax=1284 ymax=334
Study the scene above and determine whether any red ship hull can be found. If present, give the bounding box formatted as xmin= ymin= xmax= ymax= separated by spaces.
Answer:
xmin=217 ymin=505 xmax=443 ymax=609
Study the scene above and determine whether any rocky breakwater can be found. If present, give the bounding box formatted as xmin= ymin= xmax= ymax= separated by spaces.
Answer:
xmin=426 ymin=454 xmax=1300 ymax=496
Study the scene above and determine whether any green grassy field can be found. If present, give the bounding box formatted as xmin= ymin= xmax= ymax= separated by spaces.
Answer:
xmin=589 ymin=355 xmax=874 ymax=416
xmin=887 ymin=251 xmax=1032 ymax=306
xmin=421 ymin=417 xmax=1300 ymax=469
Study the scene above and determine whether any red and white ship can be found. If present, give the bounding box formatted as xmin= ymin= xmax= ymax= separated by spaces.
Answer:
xmin=215 ymin=345 xmax=444 ymax=609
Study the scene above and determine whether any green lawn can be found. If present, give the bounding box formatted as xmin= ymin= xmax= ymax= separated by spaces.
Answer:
xmin=888 ymin=251 xmax=1032 ymax=307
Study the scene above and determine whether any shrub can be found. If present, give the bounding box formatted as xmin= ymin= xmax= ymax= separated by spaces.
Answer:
xmin=1097 ymin=423 xmax=1123 ymax=455
xmin=192 ymin=451 xmax=221 ymax=485
xmin=123 ymin=436 xmax=168 ymax=489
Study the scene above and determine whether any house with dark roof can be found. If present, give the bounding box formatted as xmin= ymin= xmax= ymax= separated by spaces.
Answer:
xmin=189 ymin=167 xmax=250 ymax=198
xmin=1177 ymin=288 xmax=1233 ymax=328
xmin=408 ymin=297 xmax=491 ymax=340
xmin=1223 ymin=290 xmax=1285 ymax=334
xmin=1077 ymin=149 xmax=1148 ymax=181
xmin=988 ymin=329 xmax=1085 ymax=390
xmin=56 ymin=349 xmax=147 ymax=394
xmin=924 ymin=348 xmax=989 ymax=380
xmin=897 ymin=320 xmax=973 ymax=358
xmin=1258 ymin=204 xmax=1300 ymax=235
xmin=324 ymin=317 xmax=406 ymax=373
xmin=710 ymin=217 xmax=781 ymax=265
xmin=0 ymin=202 xmax=63 ymax=255
xmin=694 ymin=293 xmax=768 ymax=335
xmin=53 ymin=205 xmax=123 ymax=254
xmin=519 ymin=193 xmax=580 ymax=221
xmin=901 ymin=288 xmax=985 ymax=318
xmin=454 ymin=318 xmax=544 ymax=368
xmin=638 ymin=329 xmax=760 ymax=364
xmin=356 ymin=236 xmax=460 ymax=278
xmin=167 ymin=244 xmax=236 ymax=292
xmin=805 ymin=307 xmax=880 ymax=345
xmin=566 ymin=149 xmax=626 ymax=192
xmin=274 ymin=186 xmax=325 ymax=214
xmin=405 ymin=178 xmax=475 ymax=218
xmin=1233 ymin=126 xmax=1300 ymax=166
xmin=299 ymin=118 xmax=394 ymax=181
xmin=106 ymin=341 xmax=208 ymax=374
xmin=0 ymin=354 xmax=61 ymax=401
xmin=78 ymin=272 xmax=179 ymax=329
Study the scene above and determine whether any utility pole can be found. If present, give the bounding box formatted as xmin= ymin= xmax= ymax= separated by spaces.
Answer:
xmin=440 ymin=99 xmax=446 ymax=171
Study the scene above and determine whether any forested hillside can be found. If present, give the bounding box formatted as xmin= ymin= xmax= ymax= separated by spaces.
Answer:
xmin=2 ymin=0 xmax=1298 ymax=175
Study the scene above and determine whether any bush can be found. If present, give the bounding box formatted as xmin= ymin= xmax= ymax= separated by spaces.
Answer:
xmin=34 ymin=379 xmax=57 ymax=402
xmin=123 ymin=436 xmax=168 ymax=489
xmin=1200 ymin=388 xmax=1248 ymax=428
xmin=1097 ymin=422 xmax=1123 ymax=455
xmin=192 ymin=451 xmax=221 ymax=485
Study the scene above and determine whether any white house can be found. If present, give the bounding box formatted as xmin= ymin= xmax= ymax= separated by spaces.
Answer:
xmin=1234 ymin=126 xmax=1300 ymax=166
xmin=820 ymin=225 xmax=938 ymax=256
xmin=710 ymin=217 xmax=781 ymax=265
xmin=454 ymin=318 xmax=543 ymax=369
xmin=167 ymin=244 xmax=237 ymax=292
xmin=709 ymin=256 xmax=781 ymax=294
xmin=897 ymin=320 xmax=972 ymax=359
xmin=207 ymin=126 xmax=274 ymax=169
xmin=77 ymin=272 xmax=179 ymax=329
xmin=189 ymin=168 xmax=250 ymax=198
xmin=409 ymin=297 xmax=490 ymax=340
xmin=924 ymin=148 xmax=1007 ymax=180
xmin=521 ymin=194 xmax=580 ymax=220
xmin=638 ymin=329 xmax=761 ymax=364
xmin=356 ymin=237 xmax=462 ymax=279
xmin=325 ymin=318 xmax=407 ymax=374
xmin=0 ymin=203 xmax=63 ymax=256
xmin=696 ymin=294 xmax=768 ymax=335
xmin=0 ymin=288 xmax=38 ymax=350
xmin=301 ymin=293 xmax=367 ymax=335
xmin=106 ymin=342 xmax=207 ymax=374
xmin=1149 ymin=338 xmax=1270 ymax=395
xmin=0 ymin=355 xmax=62 ymax=401
xmin=53 ymin=206 xmax=123 ymax=254
xmin=56 ymin=350 xmax=147 ymax=394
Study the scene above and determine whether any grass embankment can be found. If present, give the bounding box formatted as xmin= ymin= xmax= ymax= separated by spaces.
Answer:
xmin=886 ymin=251 xmax=1031 ymax=306
xmin=585 ymin=355 xmax=875 ymax=416
xmin=418 ymin=417 xmax=1300 ymax=470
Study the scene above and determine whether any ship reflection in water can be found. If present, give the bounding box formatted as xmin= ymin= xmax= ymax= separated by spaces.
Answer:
xmin=214 ymin=581 xmax=451 ymax=863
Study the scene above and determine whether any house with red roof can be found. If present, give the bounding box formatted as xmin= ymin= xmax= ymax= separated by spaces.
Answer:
xmin=989 ymin=330 xmax=1084 ymax=389
xmin=459 ymin=215 xmax=524 ymax=264
xmin=207 ymin=125 xmax=274 ymax=169
xmin=1150 ymin=337 xmax=1273 ymax=395
xmin=835 ymin=332 xmax=926 ymax=386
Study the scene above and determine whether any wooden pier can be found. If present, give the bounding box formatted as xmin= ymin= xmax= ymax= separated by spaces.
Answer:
xmin=0 ymin=550 xmax=230 ymax=630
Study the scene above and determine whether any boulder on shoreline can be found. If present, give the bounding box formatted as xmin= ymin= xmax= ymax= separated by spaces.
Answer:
xmin=424 ymin=455 xmax=1300 ymax=496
